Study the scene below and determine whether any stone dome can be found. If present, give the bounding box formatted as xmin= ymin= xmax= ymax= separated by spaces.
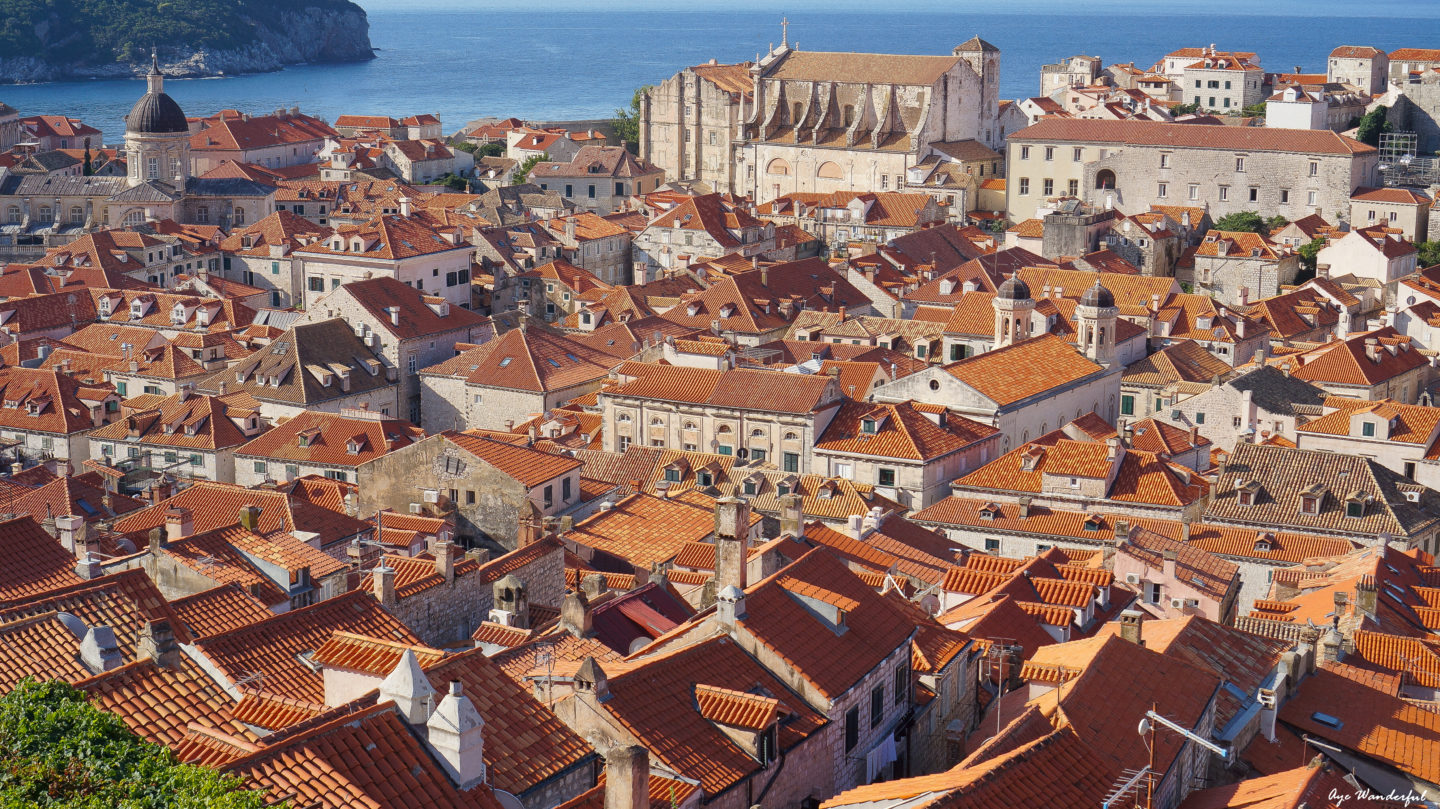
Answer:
xmin=126 ymin=91 xmax=188 ymax=135
xmin=1080 ymin=281 xmax=1116 ymax=309
xmin=996 ymin=275 xmax=1031 ymax=301
xmin=126 ymin=55 xmax=188 ymax=135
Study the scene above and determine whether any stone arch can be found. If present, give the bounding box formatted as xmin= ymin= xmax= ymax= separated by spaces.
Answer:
xmin=1096 ymin=169 xmax=1116 ymax=190
xmin=766 ymin=158 xmax=791 ymax=176
xmin=817 ymin=161 xmax=844 ymax=180
xmin=121 ymin=209 xmax=145 ymax=227
xmin=791 ymin=102 xmax=804 ymax=124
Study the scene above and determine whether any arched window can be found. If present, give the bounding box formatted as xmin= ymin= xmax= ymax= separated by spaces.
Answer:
xmin=650 ymin=417 xmax=664 ymax=426
xmin=123 ymin=210 xmax=145 ymax=227
xmin=817 ymin=161 xmax=844 ymax=180
xmin=617 ymin=413 xmax=632 ymax=423
xmin=766 ymin=158 xmax=791 ymax=176
xmin=783 ymin=432 xmax=799 ymax=441
xmin=1096 ymin=169 xmax=1116 ymax=190
xmin=717 ymin=424 xmax=733 ymax=434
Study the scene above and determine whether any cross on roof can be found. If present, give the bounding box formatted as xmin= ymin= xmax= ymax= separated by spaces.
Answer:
xmin=781 ymin=16 xmax=789 ymax=47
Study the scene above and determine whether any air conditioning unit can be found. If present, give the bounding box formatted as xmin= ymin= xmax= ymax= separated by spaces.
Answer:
xmin=423 ymin=489 xmax=439 ymax=504
xmin=408 ymin=502 xmax=423 ymax=514
xmin=1170 ymin=598 xmax=1186 ymax=609
xmin=488 ymin=609 xmax=514 ymax=627
xmin=1125 ymin=573 xmax=1140 ymax=585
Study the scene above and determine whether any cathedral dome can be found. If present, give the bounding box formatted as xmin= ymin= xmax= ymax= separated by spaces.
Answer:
xmin=125 ymin=54 xmax=188 ymax=135
xmin=1080 ymin=281 xmax=1116 ymax=309
xmin=996 ymin=275 xmax=1031 ymax=301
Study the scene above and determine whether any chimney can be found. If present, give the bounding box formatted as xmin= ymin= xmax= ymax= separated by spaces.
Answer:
xmin=399 ymin=196 xmax=413 ymax=218
xmin=55 ymin=514 xmax=84 ymax=554
xmin=435 ymin=539 xmax=457 ymax=584
xmin=374 ymin=561 xmax=397 ymax=607
xmin=1364 ymin=337 xmax=1380 ymax=363
xmin=1321 ymin=625 xmax=1345 ymax=663
xmin=79 ymin=625 xmax=124 ymax=674
xmin=426 ymin=681 xmax=487 ymax=789
xmin=344 ymin=490 xmax=359 ymax=518
xmin=1162 ymin=549 xmax=1177 ymax=580
xmin=1118 ymin=609 xmax=1145 ymax=645
xmin=237 ymin=504 xmax=261 ymax=532
xmin=74 ymin=550 xmax=104 ymax=580
xmin=716 ymin=584 xmax=747 ymax=629
xmin=492 ymin=573 xmax=530 ymax=628
xmin=561 ymin=589 xmax=594 ymax=638
xmin=582 ymin=572 xmax=608 ymax=601
xmin=778 ymin=492 xmax=804 ymax=538
xmin=1355 ymin=576 xmax=1378 ymax=618
xmin=137 ymin=619 xmax=181 ymax=669
xmin=713 ymin=497 xmax=750 ymax=592
xmin=380 ymin=649 xmax=436 ymax=725
xmin=604 ymin=746 xmax=651 ymax=809
xmin=389 ymin=306 xmax=401 ymax=327
xmin=164 ymin=507 xmax=193 ymax=542
xmin=575 ymin=656 xmax=610 ymax=701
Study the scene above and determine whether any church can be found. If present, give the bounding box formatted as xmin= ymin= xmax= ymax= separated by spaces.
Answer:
xmin=641 ymin=24 xmax=1004 ymax=202
xmin=0 ymin=55 xmax=275 ymax=258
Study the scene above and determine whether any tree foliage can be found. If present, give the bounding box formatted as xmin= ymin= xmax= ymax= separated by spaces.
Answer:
xmin=612 ymin=86 xmax=652 ymax=154
xmin=1297 ymin=237 xmax=1325 ymax=273
xmin=0 ymin=0 xmax=362 ymax=66
xmin=0 ymin=679 xmax=273 ymax=808
xmin=1418 ymin=241 xmax=1440 ymax=269
xmin=432 ymin=173 xmax=468 ymax=192
xmin=1240 ymin=102 xmax=1268 ymax=117
xmin=1170 ymin=102 xmax=1200 ymax=116
xmin=1356 ymin=106 xmax=1393 ymax=147
xmin=512 ymin=153 xmax=547 ymax=185
xmin=1213 ymin=211 xmax=1268 ymax=234
xmin=1264 ymin=215 xmax=1288 ymax=232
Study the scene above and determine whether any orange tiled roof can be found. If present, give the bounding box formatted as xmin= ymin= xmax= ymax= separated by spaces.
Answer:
xmin=815 ymin=399 xmax=997 ymax=461
xmin=168 ymin=584 xmax=275 ymax=638
xmin=0 ymin=516 xmax=83 ymax=604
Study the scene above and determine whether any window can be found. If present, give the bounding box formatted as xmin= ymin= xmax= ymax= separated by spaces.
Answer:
xmin=588 ymin=185 xmax=596 ymax=199
xmin=1249 ymin=187 xmax=1259 ymax=202
xmin=1073 ymin=147 xmax=1083 ymax=162
xmin=1208 ymin=97 xmax=1216 ymax=107
xmin=1120 ymin=395 xmax=1134 ymax=416
xmin=1196 ymin=412 xmax=1206 ymax=424
xmin=1160 ymin=153 xmax=1170 ymax=169
xmin=894 ymin=662 xmax=908 ymax=705
xmin=324 ymin=470 xmax=348 ymax=482
xmin=1223 ymin=97 xmax=1231 ymax=108
xmin=1157 ymin=183 xmax=1168 ymax=198
xmin=1218 ymin=186 xmax=1228 ymax=201
xmin=750 ymin=448 xmax=766 ymax=463
xmin=1146 ymin=581 xmax=1161 ymax=603
xmin=984 ymin=538 xmax=1000 ymax=552
xmin=253 ymin=461 xmax=266 ymax=473
xmin=271 ymin=261 xmax=280 ymax=275
xmin=1280 ymin=189 xmax=1289 ymax=204
xmin=783 ymin=452 xmax=799 ymax=473
xmin=1018 ymin=177 xmax=1029 ymax=195
xmin=1188 ymin=184 xmax=1199 ymax=201
xmin=1307 ymin=191 xmax=1317 ymax=207
xmin=845 ymin=707 xmax=860 ymax=751
xmin=1235 ymin=157 xmax=1246 ymax=172
xmin=466 ymin=490 xmax=476 ymax=504
xmin=1362 ymin=421 xmax=1376 ymax=437
xmin=717 ymin=445 xmax=733 ymax=456
xmin=544 ymin=485 xmax=554 ymax=508
xmin=1020 ymin=146 xmax=1030 ymax=160
xmin=1068 ymin=179 xmax=1079 ymax=196
xmin=878 ymin=468 xmax=896 ymax=486
xmin=1345 ymin=501 xmax=1364 ymax=518
xmin=285 ymin=464 xmax=299 ymax=479
xmin=664 ymin=467 xmax=681 ymax=483
xmin=1044 ymin=146 xmax=1054 ymax=161
xmin=1309 ymin=161 xmax=1319 ymax=177
xmin=565 ymin=184 xmax=573 ymax=197
xmin=562 ymin=477 xmax=572 ymax=502
xmin=116 ymin=381 xmax=128 ymax=396
xmin=870 ymin=685 xmax=884 ymax=728
xmin=1043 ymin=178 xmax=1054 ymax=196
xmin=308 ymin=277 xmax=325 ymax=292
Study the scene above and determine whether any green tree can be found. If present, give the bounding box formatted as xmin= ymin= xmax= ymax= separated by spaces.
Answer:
xmin=432 ymin=173 xmax=468 ymax=192
xmin=512 ymin=153 xmax=547 ymax=185
xmin=1240 ymin=102 xmax=1268 ymax=117
xmin=1355 ymin=106 xmax=1392 ymax=147
xmin=1264 ymin=215 xmax=1288 ymax=232
xmin=475 ymin=141 xmax=505 ymax=158
xmin=1213 ymin=211 xmax=1267 ymax=234
xmin=0 ymin=679 xmax=274 ymax=808
xmin=1297 ymin=237 xmax=1325 ymax=273
xmin=1170 ymin=102 xmax=1199 ymax=116
xmin=612 ymin=85 xmax=652 ymax=154
xmin=453 ymin=141 xmax=479 ymax=154
xmin=1418 ymin=241 xmax=1440 ymax=268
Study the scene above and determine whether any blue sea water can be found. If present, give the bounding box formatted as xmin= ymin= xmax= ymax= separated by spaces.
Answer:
xmin=1 ymin=0 xmax=1434 ymax=145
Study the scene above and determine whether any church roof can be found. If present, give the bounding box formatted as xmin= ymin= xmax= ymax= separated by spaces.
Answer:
xmin=125 ymin=55 xmax=188 ymax=135
xmin=956 ymin=36 xmax=1000 ymax=53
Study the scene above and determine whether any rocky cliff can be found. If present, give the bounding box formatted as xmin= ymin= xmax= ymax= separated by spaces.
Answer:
xmin=0 ymin=0 xmax=374 ymax=84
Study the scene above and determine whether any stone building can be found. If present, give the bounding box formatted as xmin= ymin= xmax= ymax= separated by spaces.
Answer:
xmin=527 ymin=146 xmax=664 ymax=215
xmin=733 ymin=32 xmax=1003 ymax=203
xmin=356 ymin=432 xmax=583 ymax=550
xmin=1189 ymin=230 xmax=1301 ymax=306
xmin=1177 ymin=51 xmax=1264 ymax=112
xmin=1040 ymin=55 xmax=1102 ymax=97
xmin=1004 ymin=119 xmax=1380 ymax=223
xmin=1328 ymin=46 xmax=1390 ymax=95
xmin=641 ymin=60 xmax=754 ymax=192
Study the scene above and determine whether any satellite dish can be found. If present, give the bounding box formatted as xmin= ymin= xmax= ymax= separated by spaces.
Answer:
xmin=493 ymin=790 xmax=524 ymax=809
xmin=1137 ymin=717 xmax=1151 ymax=736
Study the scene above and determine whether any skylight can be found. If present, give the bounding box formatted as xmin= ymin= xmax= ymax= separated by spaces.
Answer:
xmin=499 ymin=357 xmax=512 ymax=367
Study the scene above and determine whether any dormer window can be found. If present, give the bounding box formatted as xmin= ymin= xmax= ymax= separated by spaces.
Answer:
xmin=861 ymin=418 xmax=877 ymax=434
xmin=978 ymin=502 xmax=1000 ymax=520
xmin=1344 ymin=492 xmax=1369 ymax=519
xmin=1083 ymin=514 xmax=1103 ymax=531
xmin=697 ymin=471 xmax=714 ymax=487
xmin=743 ymin=479 xmax=757 ymax=495
xmin=664 ymin=467 xmax=681 ymax=483
xmin=1254 ymin=533 xmax=1275 ymax=552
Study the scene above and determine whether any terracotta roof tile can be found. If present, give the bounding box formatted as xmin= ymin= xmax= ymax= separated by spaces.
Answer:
xmin=0 ymin=516 xmax=83 ymax=603
xmin=168 ymin=584 xmax=275 ymax=637
xmin=941 ymin=335 xmax=1104 ymax=406
xmin=1016 ymin=119 xmax=1374 ymax=155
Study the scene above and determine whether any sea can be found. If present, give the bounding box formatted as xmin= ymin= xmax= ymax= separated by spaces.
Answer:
xmin=0 ymin=0 xmax=1433 ymax=146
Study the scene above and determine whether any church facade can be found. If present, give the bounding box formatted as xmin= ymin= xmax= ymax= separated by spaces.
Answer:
xmin=641 ymin=27 xmax=1004 ymax=203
